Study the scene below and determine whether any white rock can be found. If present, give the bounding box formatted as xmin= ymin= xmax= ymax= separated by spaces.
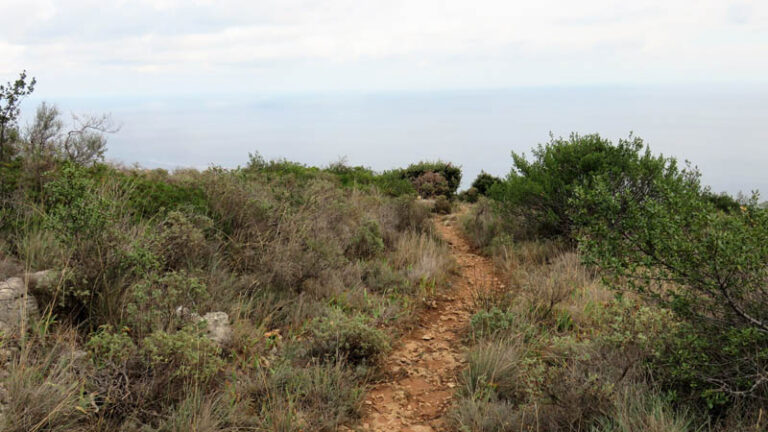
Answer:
xmin=0 ymin=277 xmax=38 ymax=334
xmin=195 ymin=311 xmax=232 ymax=347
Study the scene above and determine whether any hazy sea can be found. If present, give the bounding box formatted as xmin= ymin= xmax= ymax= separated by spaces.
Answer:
xmin=35 ymin=85 xmax=768 ymax=194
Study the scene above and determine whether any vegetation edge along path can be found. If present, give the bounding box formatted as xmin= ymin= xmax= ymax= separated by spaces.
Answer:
xmin=359 ymin=212 xmax=502 ymax=432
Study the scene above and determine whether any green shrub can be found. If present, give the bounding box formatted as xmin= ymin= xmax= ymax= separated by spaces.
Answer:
xmin=121 ymin=171 xmax=209 ymax=220
xmin=470 ymin=308 xmax=520 ymax=340
xmin=471 ymin=171 xmax=502 ymax=196
xmin=403 ymin=161 xmax=462 ymax=197
xmin=307 ymin=310 xmax=390 ymax=366
xmin=124 ymin=271 xmax=209 ymax=337
xmin=326 ymin=163 xmax=415 ymax=197
xmin=433 ymin=195 xmax=453 ymax=214
xmin=44 ymin=161 xmax=115 ymax=240
xmin=491 ymin=133 xmax=657 ymax=240
xmin=460 ymin=339 xmax=528 ymax=404
xmin=346 ymin=219 xmax=385 ymax=259
xmin=413 ymin=171 xmax=451 ymax=198
xmin=157 ymin=210 xmax=214 ymax=269
xmin=87 ymin=324 xmax=137 ymax=368
xmin=574 ymin=156 xmax=768 ymax=406
xmin=141 ymin=325 xmax=223 ymax=385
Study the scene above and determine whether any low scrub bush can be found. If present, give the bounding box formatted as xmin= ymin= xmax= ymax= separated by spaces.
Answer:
xmin=471 ymin=171 xmax=502 ymax=196
xmin=306 ymin=309 xmax=390 ymax=366
xmin=461 ymin=198 xmax=502 ymax=250
xmin=2 ymin=334 xmax=88 ymax=432
xmin=392 ymin=231 xmax=455 ymax=287
xmin=470 ymin=308 xmax=520 ymax=340
xmin=403 ymin=161 xmax=462 ymax=197
xmin=460 ymin=338 xmax=528 ymax=403
xmin=432 ymin=195 xmax=453 ymax=214
xmin=592 ymin=388 xmax=695 ymax=432
xmin=247 ymin=361 xmax=364 ymax=431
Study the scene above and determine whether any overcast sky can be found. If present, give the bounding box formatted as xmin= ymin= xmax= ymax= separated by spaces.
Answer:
xmin=2 ymin=0 xmax=768 ymax=96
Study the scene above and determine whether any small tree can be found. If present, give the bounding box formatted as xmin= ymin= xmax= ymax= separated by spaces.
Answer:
xmin=493 ymin=133 xmax=649 ymax=240
xmin=22 ymin=102 xmax=62 ymax=191
xmin=471 ymin=171 xmax=501 ymax=196
xmin=574 ymin=159 xmax=768 ymax=406
xmin=0 ymin=70 xmax=36 ymax=161
xmin=62 ymin=112 xmax=119 ymax=165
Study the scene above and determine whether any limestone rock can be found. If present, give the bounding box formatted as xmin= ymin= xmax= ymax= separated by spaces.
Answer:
xmin=176 ymin=307 xmax=232 ymax=347
xmin=26 ymin=270 xmax=59 ymax=293
xmin=197 ymin=311 xmax=232 ymax=347
xmin=0 ymin=277 xmax=38 ymax=334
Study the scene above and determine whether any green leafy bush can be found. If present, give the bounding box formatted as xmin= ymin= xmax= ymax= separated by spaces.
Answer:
xmin=307 ymin=310 xmax=390 ymax=365
xmin=491 ymin=133 xmax=655 ymax=240
xmin=124 ymin=271 xmax=209 ymax=337
xmin=403 ymin=161 xmax=462 ymax=197
xmin=121 ymin=170 xmax=209 ymax=220
xmin=156 ymin=210 xmax=214 ymax=269
xmin=413 ymin=171 xmax=451 ymax=197
xmin=574 ymin=152 xmax=768 ymax=406
xmin=470 ymin=308 xmax=520 ymax=340
xmin=141 ymin=325 xmax=223 ymax=384
xmin=44 ymin=161 xmax=114 ymax=240
xmin=471 ymin=171 xmax=502 ymax=196
xmin=346 ymin=219 xmax=385 ymax=259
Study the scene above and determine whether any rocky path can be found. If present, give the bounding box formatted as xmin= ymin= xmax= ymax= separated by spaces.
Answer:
xmin=359 ymin=213 xmax=500 ymax=432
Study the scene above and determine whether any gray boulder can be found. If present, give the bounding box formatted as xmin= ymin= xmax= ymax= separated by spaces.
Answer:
xmin=198 ymin=312 xmax=232 ymax=347
xmin=175 ymin=307 xmax=232 ymax=347
xmin=0 ymin=277 xmax=38 ymax=334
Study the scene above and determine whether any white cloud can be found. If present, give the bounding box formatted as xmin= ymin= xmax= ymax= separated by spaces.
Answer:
xmin=1 ymin=0 xmax=767 ymax=95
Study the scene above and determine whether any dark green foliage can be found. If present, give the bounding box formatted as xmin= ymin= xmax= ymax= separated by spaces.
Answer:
xmin=402 ymin=161 xmax=462 ymax=197
xmin=121 ymin=170 xmax=209 ymax=220
xmin=491 ymin=133 xmax=651 ymax=240
xmin=326 ymin=162 xmax=415 ymax=196
xmin=0 ymin=157 xmax=23 ymax=199
xmin=44 ymin=161 xmax=114 ymax=240
xmin=471 ymin=171 xmax=502 ymax=196
xmin=703 ymin=190 xmax=741 ymax=213
xmin=459 ymin=186 xmax=480 ymax=203
xmin=573 ymin=153 xmax=768 ymax=406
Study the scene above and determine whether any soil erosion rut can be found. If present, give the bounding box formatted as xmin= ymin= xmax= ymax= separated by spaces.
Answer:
xmin=360 ymin=214 xmax=500 ymax=432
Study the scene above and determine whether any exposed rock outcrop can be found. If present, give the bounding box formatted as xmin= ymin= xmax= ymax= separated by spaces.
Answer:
xmin=175 ymin=307 xmax=232 ymax=347
xmin=0 ymin=277 xmax=38 ymax=334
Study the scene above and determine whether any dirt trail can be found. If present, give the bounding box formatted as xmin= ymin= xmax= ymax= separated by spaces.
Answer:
xmin=359 ymin=213 xmax=500 ymax=432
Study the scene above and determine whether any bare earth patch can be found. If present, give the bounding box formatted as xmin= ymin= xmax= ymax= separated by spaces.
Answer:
xmin=359 ymin=213 xmax=500 ymax=432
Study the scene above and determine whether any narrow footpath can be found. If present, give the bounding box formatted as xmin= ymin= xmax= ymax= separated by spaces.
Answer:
xmin=359 ymin=213 xmax=501 ymax=432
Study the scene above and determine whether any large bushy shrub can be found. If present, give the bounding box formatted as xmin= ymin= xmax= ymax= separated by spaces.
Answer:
xmin=491 ymin=133 xmax=656 ymax=240
xmin=471 ymin=171 xmax=502 ymax=196
xmin=574 ymin=156 xmax=768 ymax=407
xmin=402 ymin=161 xmax=462 ymax=197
